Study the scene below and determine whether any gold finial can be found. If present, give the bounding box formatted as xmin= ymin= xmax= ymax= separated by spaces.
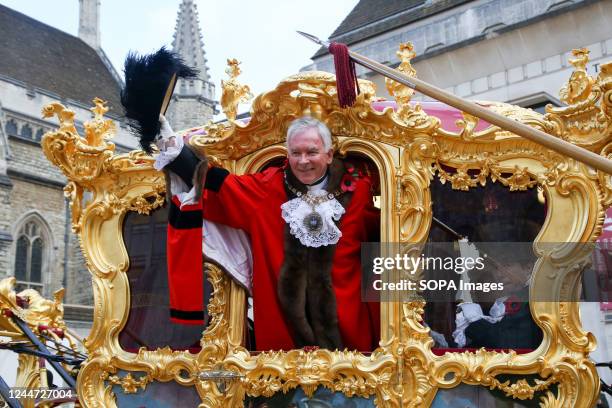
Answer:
xmin=83 ymin=98 xmax=115 ymax=146
xmin=396 ymin=42 xmax=417 ymax=76
xmin=385 ymin=42 xmax=429 ymax=125
xmin=225 ymin=58 xmax=241 ymax=77
xmin=221 ymin=58 xmax=253 ymax=122
xmin=559 ymin=48 xmax=594 ymax=104
xmin=41 ymin=102 xmax=77 ymax=134
xmin=386 ymin=42 xmax=418 ymax=108
xmin=568 ymin=47 xmax=590 ymax=71
xmin=91 ymin=97 xmax=109 ymax=120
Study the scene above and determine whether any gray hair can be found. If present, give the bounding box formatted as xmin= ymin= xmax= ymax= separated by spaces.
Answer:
xmin=286 ymin=117 xmax=333 ymax=151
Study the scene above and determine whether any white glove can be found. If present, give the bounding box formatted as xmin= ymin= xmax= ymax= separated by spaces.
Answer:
xmin=153 ymin=115 xmax=183 ymax=171
xmin=156 ymin=114 xmax=177 ymax=151
xmin=489 ymin=297 xmax=507 ymax=319
xmin=453 ymin=301 xmax=506 ymax=348
xmin=459 ymin=302 xmax=484 ymax=323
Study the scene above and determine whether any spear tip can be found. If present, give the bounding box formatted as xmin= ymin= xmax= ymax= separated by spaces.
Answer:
xmin=296 ymin=31 xmax=330 ymax=48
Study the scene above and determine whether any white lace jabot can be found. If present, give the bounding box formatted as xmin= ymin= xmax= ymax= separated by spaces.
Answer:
xmin=280 ymin=186 xmax=345 ymax=248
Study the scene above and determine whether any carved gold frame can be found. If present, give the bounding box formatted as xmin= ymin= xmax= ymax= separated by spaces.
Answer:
xmin=0 ymin=277 xmax=83 ymax=407
xmin=40 ymin=47 xmax=612 ymax=407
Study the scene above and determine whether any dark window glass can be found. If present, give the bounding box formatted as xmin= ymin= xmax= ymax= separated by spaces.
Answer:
xmin=14 ymin=236 xmax=28 ymax=281
xmin=31 ymin=238 xmax=43 ymax=283
xmin=14 ymin=220 xmax=47 ymax=290
xmin=119 ymin=207 xmax=204 ymax=351
xmin=526 ymin=100 xmax=559 ymax=115
xmin=21 ymin=124 xmax=32 ymax=139
xmin=5 ymin=120 xmax=17 ymax=136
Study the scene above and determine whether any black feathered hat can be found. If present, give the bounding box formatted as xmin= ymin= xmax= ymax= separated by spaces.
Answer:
xmin=120 ymin=47 xmax=199 ymax=154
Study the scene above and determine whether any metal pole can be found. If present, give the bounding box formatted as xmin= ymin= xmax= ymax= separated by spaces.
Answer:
xmin=8 ymin=316 xmax=76 ymax=388
xmin=347 ymin=50 xmax=612 ymax=174
xmin=0 ymin=375 xmax=23 ymax=408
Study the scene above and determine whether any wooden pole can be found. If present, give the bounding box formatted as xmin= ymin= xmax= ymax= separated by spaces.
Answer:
xmin=349 ymin=50 xmax=612 ymax=174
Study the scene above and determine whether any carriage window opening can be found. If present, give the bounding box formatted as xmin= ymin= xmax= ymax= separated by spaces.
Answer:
xmin=425 ymin=178 xmax=545 ymax=351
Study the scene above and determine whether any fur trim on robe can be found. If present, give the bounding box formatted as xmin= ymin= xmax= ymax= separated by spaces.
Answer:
xmin=277 ymin=159 xmax=352 ymax=349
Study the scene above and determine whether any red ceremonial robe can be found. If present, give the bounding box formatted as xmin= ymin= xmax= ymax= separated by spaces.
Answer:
xmin=167 ymin=164 xmax=380 ymax=351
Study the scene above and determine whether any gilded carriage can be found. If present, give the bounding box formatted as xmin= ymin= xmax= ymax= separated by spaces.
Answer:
xmin=3 ymin=44 xmax=611 ymax=407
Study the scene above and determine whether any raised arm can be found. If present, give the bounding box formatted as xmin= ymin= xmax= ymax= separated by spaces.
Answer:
xmin=155 ymin=116 xmax=265 ymax=324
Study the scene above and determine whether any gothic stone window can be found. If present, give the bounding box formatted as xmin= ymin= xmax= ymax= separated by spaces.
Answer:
xmin=5 ymin=119 xmax=17 ymax=136
xmin=20 ymin=124 xmax=33 ymax=139
xmin=14 ymin=219 xmax=46 ymax=292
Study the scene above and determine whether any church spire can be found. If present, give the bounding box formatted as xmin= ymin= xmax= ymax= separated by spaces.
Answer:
xmin=167 ymin=0 xmax=216 ymax=129
xmin=172 ymin=0 xmax=214 ymax=99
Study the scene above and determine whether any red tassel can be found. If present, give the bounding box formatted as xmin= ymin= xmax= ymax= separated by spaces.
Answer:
xmin=329 ymin=42 xmax=360 ymax=108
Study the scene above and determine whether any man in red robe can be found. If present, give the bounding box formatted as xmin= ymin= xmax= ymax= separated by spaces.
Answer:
xmin=159 ymin=116 xmax=380 ymax=351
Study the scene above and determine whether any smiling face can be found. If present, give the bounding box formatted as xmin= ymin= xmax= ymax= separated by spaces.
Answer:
xmin=287 ymin=127 xmax=333 ymax=185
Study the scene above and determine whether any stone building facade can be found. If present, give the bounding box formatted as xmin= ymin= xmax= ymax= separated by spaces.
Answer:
xmin=0 ymin=0 xmax=216 ymax=331
xmin=0 ymin=2 xmax=137 ymax=332
xmin=306 ymin=0 xmax=611 ymax=110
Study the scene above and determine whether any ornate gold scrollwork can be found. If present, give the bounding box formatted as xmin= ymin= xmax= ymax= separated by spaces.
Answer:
xmin=0 ymin=278 xmax=83 ymax=408
xmin=385 ymin=43 xmax=416 ymax=107
xmin=547 ymin=48 xmax=610 ymax=152
xmin=560 ymin=48 xmax=594 ymax=105
xmin=0 ymin=277 xmax=68 ymax=337
xmin=102 ymin=371 xmax=151 ymax=394
xmin=385 ymin=42 xmax=436 ymax=129
xmin=38 ymin=45 xmax=611 ymax=407
xmin=220 ymin=58 xmax=253 ymax=123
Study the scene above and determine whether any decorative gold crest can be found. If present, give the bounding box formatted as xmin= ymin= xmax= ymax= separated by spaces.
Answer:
xmin=220 ymin=58 xmax=253 ymax=123
xmin=0 ymin=277 xmax=84 ymax=408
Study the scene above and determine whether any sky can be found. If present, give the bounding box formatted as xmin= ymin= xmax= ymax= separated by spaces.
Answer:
xmin=1 ymin=0 xmax=358 ymax=115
